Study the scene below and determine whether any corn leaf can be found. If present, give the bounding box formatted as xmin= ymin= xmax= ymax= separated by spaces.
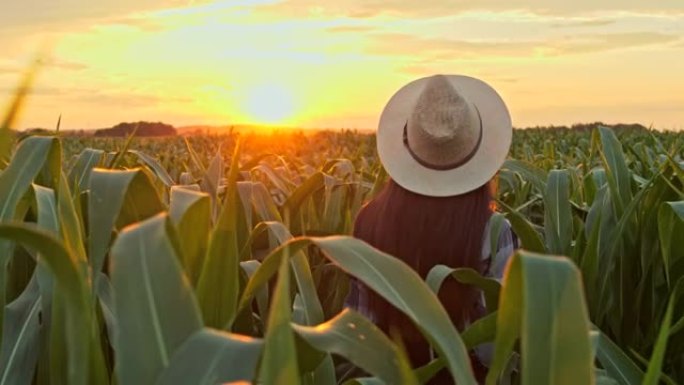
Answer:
xmin=486 ymin=250 xmax=594 ymax=385
xmin=154 ymin=328 xmax=262 ymax=385
xmin=110 ymin=214 xmax=202 ymax=385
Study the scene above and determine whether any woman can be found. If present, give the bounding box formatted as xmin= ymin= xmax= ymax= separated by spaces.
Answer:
xmin=346 ymin=74 xmax=518 ymax=383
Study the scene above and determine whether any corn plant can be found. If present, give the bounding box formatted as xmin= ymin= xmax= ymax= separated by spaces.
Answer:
xmin=0 ymin=73 xmax=683 ymax=384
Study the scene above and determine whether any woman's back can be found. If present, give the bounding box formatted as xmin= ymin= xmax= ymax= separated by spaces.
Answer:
xmin=350 ymin=179 xmax=493 ymax=363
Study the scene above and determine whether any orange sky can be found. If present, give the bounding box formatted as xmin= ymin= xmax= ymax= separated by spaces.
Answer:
xmin=1 ymin=0 xmax=684 ymax=130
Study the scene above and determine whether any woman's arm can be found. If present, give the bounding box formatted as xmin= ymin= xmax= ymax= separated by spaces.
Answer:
xmin=475 ymin=217 xmax=519 ymax=367
xmin=481 ymin=217 xmax=518 ymax=280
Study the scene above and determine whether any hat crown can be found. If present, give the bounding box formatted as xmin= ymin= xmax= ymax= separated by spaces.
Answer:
xmin=406 ymin=75 xmax=481 ymax=169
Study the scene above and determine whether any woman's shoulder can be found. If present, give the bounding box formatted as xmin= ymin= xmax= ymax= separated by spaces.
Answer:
xmin=481 ymin=215 xmax=518 ymax=252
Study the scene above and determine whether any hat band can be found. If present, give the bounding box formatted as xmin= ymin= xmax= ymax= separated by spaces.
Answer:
xmin=402 ymin=106 xmax=483 ymax=171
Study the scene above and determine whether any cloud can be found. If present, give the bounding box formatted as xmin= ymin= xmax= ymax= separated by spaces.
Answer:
xmin=43 ymin=58 xmax=89 ymax=71
xmin=104 ymin=16 xmax=169 ymax=32
xmin=82 ymin=93 xmax=161 ymax=107
xmin=257 ymin=0 xmax=684 ymax=19
xmin=0 ymin=85 xmax=66 ymax=97
xmin=368 ymin=33 xmax=531 ymax=59
xmin=398 ymin=64 xmax=522 ymax=84
xmin=0 ymin=0 xmax=191 ymax=28
xmin=0 ymin=59 xmax=85 ymax=93
xmin=0 ymin=55 xmax=86 ymax=73
xmin=28 ymin=87 xmax=65 ymax=96
xmin=326 ymin=25 xmax=377 ymax=33
xmin=0 ymin=83 xmax=192 ymax=108
xmin=552 ymin=32 xmax=681 ymax=55
xmin=367 ymin=32 xmax=681 ymax=61
xmin=76 ymin=90 xmax=194 ymax=107
xmin=551 ymin=18 xmax=616 ymax=28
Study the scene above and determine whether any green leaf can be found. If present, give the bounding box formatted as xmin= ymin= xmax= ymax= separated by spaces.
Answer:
xmin=95 ymin=272 xmax=116 ymax=351
xmin=56 ymin=174 xmax=87 ymax=265
xmin=584 ymin=168 xmax=607 ymax=206
xmin=66 ymin=149 xmax=104 ymax=192
xmin=0 ymin=276 xmax=41 ymax=385
xmin=260 ymin=222 xmax=325 ymax=325
xmin=47 ymin=174 xmax=95 ymax=385
xmin=199 ymin=149 xmax=223 ymax=220
xmin=243 ymin=236 xmax=479 ymax=385
xmin=110 ymin=213 xmax=203 ymax=385
xmin=183 ymin=136 xmax=206 ymax=176
xmin=259 ymin=246 xmax=300 ymax=385
xmin=595 ymin=331 xmax=644 ymax=385
xmin=658 ymin=201 xmax=684 ymax=287
xmin=426 ymin=266 xmax=501 ymax=314
xmin=318 ymin=236 xmax=473 ymax=385
xmin=283 ymin=171 xmax=326 ymax=232
xmin=486 ymin=250 xmax=594 ymax=385
xmin=312 ymin=237 xmax=475 ymax=384
xmin=461 ymin=311 xmax=497 ymax=349
xmin=498 ymin=200 xmax=545 ymax=253
xmin=88 ymin=168 xmax=164 ymax=278
xmin=251 ymin=164 xmax=293 ymax=196
xmin=247 ymin=221 xmax=335 ymax=383
xmin=487 ymin=213 xmax=505 ymax=261
xmin=107 ymin=124 xmax=138 ymax=169
xmin=502 ymin=159 xmax=547 ymax=192
xmin=30 ymin=184 xmax=59 ymax=384
xmin=169 ymin=187 xmax=211 ymax=285
xmin=597 ymin=127 xmax=633 ymax=216
xmin=642 ymin=279 xmax=684 ymax=385
xmin=293 ymin=308 xmax=418 ymax=385
xmin=543 ymin=170 xmax=573 ymax=255
xmin=236 ymin=238 xmax=309 ymax=319
xmin=250 ymin=182 xmax=283 ymax=222
xmin=239 ymin=260 xmax=269 ymax=325
xmin=32 ymin=185 xmax=59 ymax=235
xmin=414 ymin=312 xmax=499 ymax=384
xmin=196 ymin=140 xmax=241 ymax=329
xmin=128 ymin=150 xmax=175 ymax=187
xmin=597 ymin=369 xmax=621 ymax=385
xmin=0 ymin=223 xmax=103 ymax=385
xmin=0 ymin=137 xmax=59 ymax=222
xmin=154 ymin=329 xmax=262 ymax=385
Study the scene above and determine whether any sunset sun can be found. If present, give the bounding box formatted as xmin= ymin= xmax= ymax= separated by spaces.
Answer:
xmin=243 ymin=83 xmax=296 ymax=125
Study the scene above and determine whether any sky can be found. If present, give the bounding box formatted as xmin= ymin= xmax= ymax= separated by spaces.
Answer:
xmin=1 ymin=0 xmax=683 ymax=130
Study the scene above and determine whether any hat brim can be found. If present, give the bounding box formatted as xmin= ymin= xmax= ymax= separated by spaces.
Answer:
xmin=377 ymin=75 xmax=512 ymax=197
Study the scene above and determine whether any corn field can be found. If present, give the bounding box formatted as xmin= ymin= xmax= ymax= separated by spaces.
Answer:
xmin=1 ymin=92 xmax=684 ymax=383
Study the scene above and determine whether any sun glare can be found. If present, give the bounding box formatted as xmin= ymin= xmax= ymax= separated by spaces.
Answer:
xmin=243 ymin=83 xmax=296 ymax=125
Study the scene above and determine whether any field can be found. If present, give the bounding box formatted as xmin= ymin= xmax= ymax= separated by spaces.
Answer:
xmin=0 ymin=123 xmax=682 ymax=385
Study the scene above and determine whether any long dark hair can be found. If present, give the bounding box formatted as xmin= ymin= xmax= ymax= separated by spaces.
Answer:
xmin=353 ymin=178 xmax=493 ymax=363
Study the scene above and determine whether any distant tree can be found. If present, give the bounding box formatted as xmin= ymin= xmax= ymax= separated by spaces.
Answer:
xmin=18 ymin=128 xmax=55 ymax=140
xmin=25 ymin=128 xmax=53 ymax=135
xmin=94 ymin=121 xmax=177 ymax=137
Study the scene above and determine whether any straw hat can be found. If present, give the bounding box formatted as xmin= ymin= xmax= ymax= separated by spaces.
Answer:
xmin=377 ymin=74 xmax=512 ymax=197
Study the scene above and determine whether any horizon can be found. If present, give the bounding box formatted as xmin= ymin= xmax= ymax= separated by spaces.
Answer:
xmin=16 ymin=120 xmax=664 ymax=134
xmin=2 ymin=1 xmax=684 ymax=131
